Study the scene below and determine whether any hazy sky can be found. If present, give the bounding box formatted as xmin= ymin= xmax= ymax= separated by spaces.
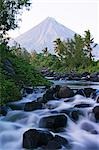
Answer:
xmin=9 ymin=0 xmax=99 ymax=43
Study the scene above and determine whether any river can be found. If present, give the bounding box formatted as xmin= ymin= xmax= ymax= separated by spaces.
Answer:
xmin=0 ymin=80 xmax=99 ymax=150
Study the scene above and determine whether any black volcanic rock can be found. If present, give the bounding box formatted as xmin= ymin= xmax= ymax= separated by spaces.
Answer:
xmin=57 ymin=86 xmax=74 ymax=98
xmin=43 ymin=135 xmax=69 ymax=149
xmin=93 ymin=106 xmax=99 ymax=121
xmin=23 ymin=129 xmax=54 ymax=149
xmin=41 ymin=85 xmax=60 ymax=103
xmin=24 ymin=101 xmax=42 ymax=111
xmin=75 ymin=88 xmax=96 ymax=97
xmin=39 ymin=114 xmax=67 ymax=131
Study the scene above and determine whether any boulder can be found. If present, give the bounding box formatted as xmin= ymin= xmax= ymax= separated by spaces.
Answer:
xmin=43 ymin=135 xmax=69 ymax=149
xmin=70 ymin=110 xmax=79 ymax=121
xmin=84 ymin=88 xmax=96 ymax=97
xmin=24 ymin=101 xmax=42 ymax=111
xmin=42 ymin=85 xmax=60 ymax=103
xmin=7 ymin=103 xmax=25 ymax=110
xmin=39 ymin=114 xmax=67 ymax=131
xmin=57 ymin=86 xmax=74 ymax=98
xmin=75 ymin=88 xmax=96 ymax=97
xmin=75 ymin=89 xmax=85 ymax=97
xmin=54 ymin=135 xmax=69 ymax=146
xmin=23 ymin=129 xmax=53 ymax=149
xmin=44 ymin=139 xmax=62 ymax=149
xmin=93 ymin=106 xmax=99 ymax=121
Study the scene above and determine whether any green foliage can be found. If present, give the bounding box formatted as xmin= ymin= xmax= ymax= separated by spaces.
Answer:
xmin=84 ymin=30 xmax=97 ymax=60
xmin=30 ymin=31 xmax=98 ymax=74
xmin=0 ymin=76 xmax=21 ymax=105
xmin=31 ymin=52 xmax=62 ymax=72
xmin=0 ymin=44 xmax=51 ymax=105
xmin=0 ymin=0 xmax=31 ymax=32
xmin=52 ymin=31 xmax=98 ymax=72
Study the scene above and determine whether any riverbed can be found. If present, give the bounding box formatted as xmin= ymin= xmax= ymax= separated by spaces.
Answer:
xmin=0 ymin=80 xmax=99 ymax=150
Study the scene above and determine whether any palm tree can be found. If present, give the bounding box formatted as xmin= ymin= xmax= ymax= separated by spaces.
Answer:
xmin=84 ymin=30 xmax=97 ymax=61
xmin=53 ymin=38 xmax=61 ymax=55
xmin=42 ymin=47 xmax=49 ymax=56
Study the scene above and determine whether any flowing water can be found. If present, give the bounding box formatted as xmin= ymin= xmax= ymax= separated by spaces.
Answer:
xmin=0 ymin=81 xmax=99 ymax=150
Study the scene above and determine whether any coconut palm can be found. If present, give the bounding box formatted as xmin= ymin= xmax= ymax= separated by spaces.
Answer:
xmin=84 ymin=30 xmax=97 ymax=61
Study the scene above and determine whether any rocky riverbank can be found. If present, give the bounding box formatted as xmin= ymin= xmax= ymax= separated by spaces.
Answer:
xmin=41 ymin=69 xmax=99 ymax=82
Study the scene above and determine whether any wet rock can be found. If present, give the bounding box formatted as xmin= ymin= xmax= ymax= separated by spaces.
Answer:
xmin=75 ymin=89 xmax=85 ymax=97
xmin=23 ymin=129 xmax=54 ymax=149
xmin=84 ymin=88 xmax=96 ymax=97
xmin=75 ymin=88 xmax=96 ymax=97
xmin=93 ymin=106 xmax=99 ymax=121
xmin=42 ymin=85 xmax=60 ymax=103
xmin=7 ymin=103 xmax=25 ymax=110
xmin=43 ymin=135 xmax=69 ymax=149
xmin=81 ymin=122 xmax=98 ymax=134
xmin=24 ymin=101 xmax=42 ymax=111
xmin=70 ymin=110 xmax=79 ymax=121
xmin=57 ymin=86 xmax=74 ymax=98
xmin=74 ymin=103 xmax=92 ymax=108
xmin=39 ymin=114 xmax=67 ymax=131
xmin=44 ymin=139 xmax=62 ymax=149
xmin=54 ymin=135 xmax=69 ymax=146
xmin=0 ymin=105 xmax=8 ymax=116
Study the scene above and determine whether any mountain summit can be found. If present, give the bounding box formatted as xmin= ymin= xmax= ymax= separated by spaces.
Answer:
xmin=14 ymin=17 xmax=75 ymax=53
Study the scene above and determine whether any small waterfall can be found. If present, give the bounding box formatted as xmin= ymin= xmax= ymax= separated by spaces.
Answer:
xmin=0 ymin=82 xmax=99 ymax=150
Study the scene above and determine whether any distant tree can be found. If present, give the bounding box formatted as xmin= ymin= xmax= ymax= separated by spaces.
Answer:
xmin=54 ymin=38 xmax=66 ymax=60
xmin=84 ymin=30 xmax=97 ymax=61
xmin=53 ymin=33 xmax=90 ymax=71
xmin=73 ymin=34 xmax=88 ymax=68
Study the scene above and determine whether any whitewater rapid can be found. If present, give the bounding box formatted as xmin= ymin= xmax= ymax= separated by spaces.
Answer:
xmin=0 ymin=82 xmax=99 ymax=150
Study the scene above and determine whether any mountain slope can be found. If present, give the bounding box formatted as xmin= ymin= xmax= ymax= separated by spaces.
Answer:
xmin=14 ymin=17 xmax=75 ymax=53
